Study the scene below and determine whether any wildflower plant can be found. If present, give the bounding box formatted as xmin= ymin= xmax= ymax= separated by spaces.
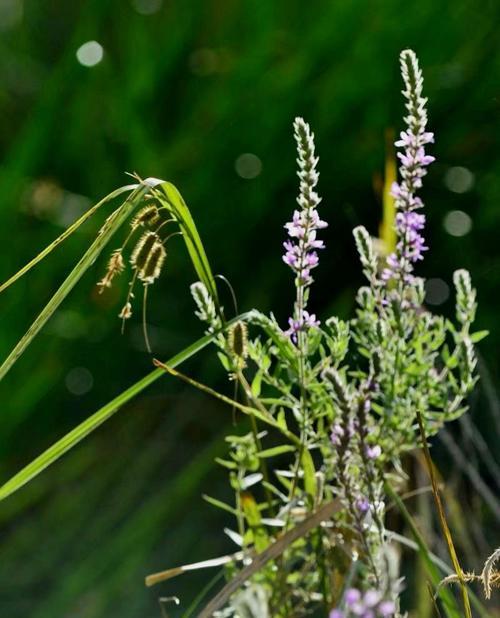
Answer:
xmin=0 ymin=49 xmax=495 ymax=618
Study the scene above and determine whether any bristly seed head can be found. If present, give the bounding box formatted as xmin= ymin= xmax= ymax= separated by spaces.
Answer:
xmin=131 ymin=204 xmax=161 ymax=230
xmin=97 ymin=249 xmax=125 ymax=293
xmin=118 ymin=301 xmax=132 ymax=320
xmin=229 ymin=321 xmax=248 ymax=362
xmin=130 ymin=231 xmax=158 ymax=271
xmin=138 ymin=240 xmax=166 ymax=285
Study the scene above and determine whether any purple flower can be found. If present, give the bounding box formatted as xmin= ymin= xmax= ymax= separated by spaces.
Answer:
xmin=355 ymin=497 xmax=370 ymax=513
xmin=383 ymin=50 xmax=434 ymax=284
xmin=283 ymin=209 xmax=327 ymax=285
xmin=345 ymin=588 xmax=362 ymax=606
xmin=329 ymin=611 xmax=344 ymax=618
xmin=366 ymin=444 xmax=382 ymax=460
xmin=284 ymin=310 xmax=320 ymax=343
xmin=363 ymin=590 xmax=382 ymax=607
xmin=339 ymin=587 xmax=395 ymax=617
xmin=378 ymin=601 xmax=396 ymax=616
xmin=330 ymin=422 xmax=344 ymax=446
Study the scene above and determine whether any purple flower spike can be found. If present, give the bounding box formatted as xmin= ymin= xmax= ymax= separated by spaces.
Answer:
xmin=283 ymin=117 xmax=327 ymax=343
xmin=384 ymin=50 xmax=434 ymax=284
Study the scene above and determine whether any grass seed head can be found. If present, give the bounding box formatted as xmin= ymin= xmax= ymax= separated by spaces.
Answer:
xmin=229 ymin=321 xmax=248 ymax=362
xmin=97 ymin=249 xmax=125 ymax=293
xmin=138 ymin=240 xmax=166 ymax=285
xmin=130 ymin=231 xmax=158 ymax=271
xmin=131 ymin=204 xmax=161 ymax=230
xmin=118 ymin=301 xmax=132 ymax=320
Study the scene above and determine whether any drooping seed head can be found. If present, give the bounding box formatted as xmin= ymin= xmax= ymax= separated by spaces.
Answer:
xmin=97 ymin=249 xmax=125 ymax=293
xmin=130 ymin=231 xmax=158 ymax=271
xmin=130 ymin=204 xmax=160 ymax=230
xmin=138 ymin=240 xmax=166 ymax=285
xmin=118 ymin=301 xmax=132 ymax=320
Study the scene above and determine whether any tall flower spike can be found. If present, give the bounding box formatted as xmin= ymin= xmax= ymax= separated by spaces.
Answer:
xmin=382 ymin=49 xmax=435 ymax=284
xmin=283 ymin=117 xmax=327 ymax=342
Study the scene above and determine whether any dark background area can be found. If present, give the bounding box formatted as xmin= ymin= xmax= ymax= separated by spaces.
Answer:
xmin=0 ymin=1 xmax=499 ymax=616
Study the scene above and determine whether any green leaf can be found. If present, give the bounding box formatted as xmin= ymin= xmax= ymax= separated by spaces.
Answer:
xmin=153 ymin=181 xmax=219 ymax=306
xmin=241 ymin=492 xmax=269 ymax=552
xmin=203 ymin=494 xmax=239 ymax=517
xmin=214 ymin=457 xmax=237 ymax=470
xmin=277 ymin=408 xmax=288 ymax=430
xmin=301 ymin=449 xmax=317 ymax=500
xmin=470 ymin=330 xmax=489 ymax=343
xmin=251 ymin=370 xmax=262 ymax=397
xmin=258 ymin=445 xmax=296 ymax=459
xmin=217 ymin=351 xmax=231 ymax=371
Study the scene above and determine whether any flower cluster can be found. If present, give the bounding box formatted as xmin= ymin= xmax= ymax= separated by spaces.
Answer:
xmin=285 ymin=310 xmax=320 ymax=342
xmin=382 ymin=49 xmax=435 ymax=284
xmin=283 ymin=209 xmax=327 ymax=284
xmin=330 ymin=588 xmax=395 ymax=618
xmin=283 ymin=117 xmax=327 ymax=341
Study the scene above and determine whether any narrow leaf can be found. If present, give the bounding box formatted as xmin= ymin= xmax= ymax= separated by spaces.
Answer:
xmin=258 ymin=445 xmax=296 ymax=459
xmin=203 ymin=494 xmax=239 ymax=516
xmin=301 ymin=448 xmax=317 ymax=500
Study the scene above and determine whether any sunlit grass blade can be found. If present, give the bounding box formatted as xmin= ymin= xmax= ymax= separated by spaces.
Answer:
xmin=416 ymin=410 xmax=472 ymax=618
xmin=385 ymin=481 xmax=460 ymax=617
xmin=0 ymin=182 xmax=152 ymax=382
xmin=385 ymin=482 xmax=492 ymax=618
xmin=0 ymin=313 xmax=252 ymax=502
xmin=151 ymin=181 xmax=219 ymax=306
xmin=145 ymin=550 xmax=243 ymax=587
xmin=0 ymin=184 xmax=137 ymax=294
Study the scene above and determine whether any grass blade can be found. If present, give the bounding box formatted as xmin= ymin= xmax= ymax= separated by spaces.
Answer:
xmin=0 ymin=184 xmax=136 ymax=294
xmin=152 ymin=181 xmax=219 ymax=306
xmin=0 ymin=181 xmax=154 ymax=382
xmin=416 ymin=410 xmax=472 ymax=618
xmin=0 ymin=313 xmax=253 ymax=502
xmin=385 ymin=482 xmax=492 ymax=618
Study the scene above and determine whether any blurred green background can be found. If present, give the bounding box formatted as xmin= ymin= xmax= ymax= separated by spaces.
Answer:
xmin=0 ymin=1 xmax=499 ymax=616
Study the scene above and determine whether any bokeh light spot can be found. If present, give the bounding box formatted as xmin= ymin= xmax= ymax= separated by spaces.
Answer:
xmin=443 ymin=210 xmax=472 ymax=237
xmin=425 ymin=278 xmax=450 ymax=306
xmin=131 ymin=0 xmax=162 ymax=15
xmin=0 ymin=0 xmax=23 ymax=31
xmin=65 ymin=367 xmax=94 ymax=396
xmin=444 ymin=166 xmax=474 ymax=193
xmin=76 ymin=41 xmax=104 ymax=67
xmin=235 ymin=153 xmax=262 ymax=179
